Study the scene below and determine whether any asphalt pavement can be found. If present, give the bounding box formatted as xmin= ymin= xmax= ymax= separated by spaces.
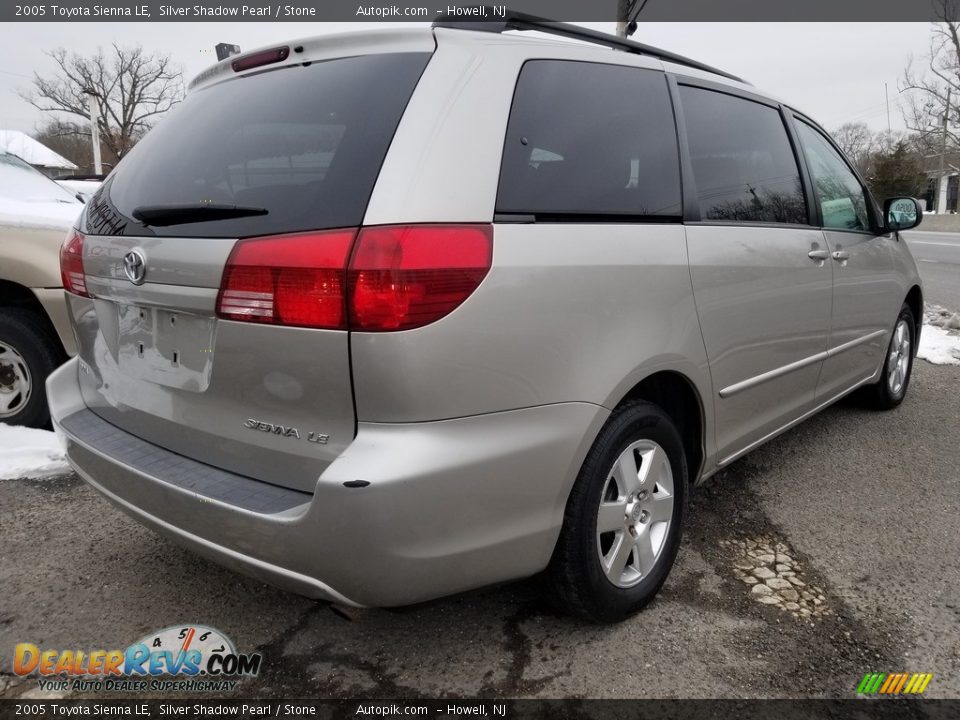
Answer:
xmin=2 ymin=236 xmax=958 ymax=700
xmin=904 ymin=230 xmax=960 ymax=310
xmin=2 ymin=358 xmax=958 ymax=700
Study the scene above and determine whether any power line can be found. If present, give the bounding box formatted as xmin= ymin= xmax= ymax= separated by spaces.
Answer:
xmin=828 ymin=99 xmax=905 ymax=127
xmin=823 ymin=99 xmax=892 ymax=124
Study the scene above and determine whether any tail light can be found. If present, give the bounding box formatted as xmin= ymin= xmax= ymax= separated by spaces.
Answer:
xmin=60 ymin=228 xmax=89 ymax=297
xmin=348 ymin=225 xmax=492 ymax=331
xmin=217 ymin=229 xmax=356 ymax=329
xmin=217 ymin=224 xmax=492 ymax=332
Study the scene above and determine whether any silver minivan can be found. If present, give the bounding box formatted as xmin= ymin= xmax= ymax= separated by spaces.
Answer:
xmin=48 ymin=16 xmax=923 ymax=622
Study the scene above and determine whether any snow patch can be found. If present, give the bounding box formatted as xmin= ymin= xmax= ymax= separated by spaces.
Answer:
xmin=918 ymin=323 xmax=960 ymax=365
xmin=57 ymin=179 xmax=102 ymax=202
xmin=0 ymin=424 xmax=70 ymax=480
xmin=0 ymin=130 xmax=76 ymax=170
xmin=0 ymin=197 xmax=82 ymax=231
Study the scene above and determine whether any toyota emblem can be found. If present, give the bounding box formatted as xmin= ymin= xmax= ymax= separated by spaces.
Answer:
xmin=123 ymin=249 xmax=147 ymax=285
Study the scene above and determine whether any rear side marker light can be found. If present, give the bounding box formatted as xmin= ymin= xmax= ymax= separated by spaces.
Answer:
xmin=217 ymin=224 xmax=493 ymax=332
xmin=59 ymin=228 xmax=90 ymax=297
xmin=231 ymin=47 xmax=290 ymax=72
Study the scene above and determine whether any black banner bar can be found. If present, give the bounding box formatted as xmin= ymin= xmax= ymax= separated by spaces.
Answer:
xmin=0 ymin=699 xmax=958 ymax=720
xmin=1 ymin=0 xmax=958 ymax=23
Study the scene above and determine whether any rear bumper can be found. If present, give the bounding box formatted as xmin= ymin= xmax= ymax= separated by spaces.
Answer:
xmin=48 ymin=358 xmax=606 ymax=606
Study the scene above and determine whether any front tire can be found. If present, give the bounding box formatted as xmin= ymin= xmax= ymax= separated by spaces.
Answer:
xmin=863 ymin=303 xmax=916 ymax=410
xmin=0 ymin=309 xmax=65 ymax=428
xmin=548 ymin=401 xmax=687 ymax=622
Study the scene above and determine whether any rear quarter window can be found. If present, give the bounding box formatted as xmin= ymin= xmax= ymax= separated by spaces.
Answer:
xmin=86 ymin=52 xmax=431 ymax=238
xmin=496 ymin=60 xmax=682 ymax=220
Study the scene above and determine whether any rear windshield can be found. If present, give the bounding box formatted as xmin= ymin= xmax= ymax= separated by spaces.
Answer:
xmin=84 ymin=52 xmax=430 ymax=238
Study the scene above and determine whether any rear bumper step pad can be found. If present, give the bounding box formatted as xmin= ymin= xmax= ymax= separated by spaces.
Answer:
xmin=60 ymin=409 xmax=311 ymax=514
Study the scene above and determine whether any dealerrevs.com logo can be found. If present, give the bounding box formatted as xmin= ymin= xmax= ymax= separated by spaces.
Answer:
xmin=13 ymin=625 xmax=262 ymax=693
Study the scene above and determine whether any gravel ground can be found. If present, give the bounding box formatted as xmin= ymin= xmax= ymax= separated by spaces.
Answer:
xmin=1 ymin=361 xmax=958 ymax=700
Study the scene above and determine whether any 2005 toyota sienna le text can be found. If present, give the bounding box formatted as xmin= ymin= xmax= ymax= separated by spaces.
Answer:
xmin=48 ymin=15 xmax=924 ymax=622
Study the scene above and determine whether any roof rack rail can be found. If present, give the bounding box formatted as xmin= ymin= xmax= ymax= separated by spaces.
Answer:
xmin=432 ymin=7 xmax=749 ymax=85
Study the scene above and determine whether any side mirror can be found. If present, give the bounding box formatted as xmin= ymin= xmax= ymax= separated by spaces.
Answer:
xmin=883 ymin=197 xmax=922 ymax=233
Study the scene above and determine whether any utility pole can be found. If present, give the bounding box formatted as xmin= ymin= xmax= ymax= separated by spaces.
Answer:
xmin=616 ymin=0 xmax=644 ymax=37
xmin=938 ymin=86 xmax=951 ymax=214
xmin=885 ymin=83 xmax=891 ymax=133
xmin=83 ymin=89 xmax=102 ymax=176
xmin=616 ymin=0 xmax=630 ymax=37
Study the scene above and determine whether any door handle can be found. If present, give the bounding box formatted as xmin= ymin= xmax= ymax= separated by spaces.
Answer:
xmin=832 ymin=250 xmax=850 ymax=263
xmin=808 ymin=249 xmax=830 ymax=263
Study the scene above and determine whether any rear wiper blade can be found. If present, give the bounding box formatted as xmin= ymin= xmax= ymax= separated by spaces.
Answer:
xmin=131 ymin=203 xmax=268 ymax=226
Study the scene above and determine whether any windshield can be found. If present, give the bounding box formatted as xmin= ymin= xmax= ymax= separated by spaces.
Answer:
xmin=0 ymin=153 xmax=81 ymax=205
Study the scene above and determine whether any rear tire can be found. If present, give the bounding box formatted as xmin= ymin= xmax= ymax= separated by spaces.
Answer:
xmin=547 ymin=401 xmax=687 ymax=623
xmin=862 ymin=303 xmax=915 ymax=411
xmin=0 ymin=309 xmax=65 ymax=429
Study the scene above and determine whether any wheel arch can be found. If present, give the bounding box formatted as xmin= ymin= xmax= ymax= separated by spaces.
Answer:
xmin=0 ymin=279 xmax=67 ymax=356
xmin=905 ymin=284 xmax=923 ymax=355
xmin=612 ymin=370 xmax=706 ymax=485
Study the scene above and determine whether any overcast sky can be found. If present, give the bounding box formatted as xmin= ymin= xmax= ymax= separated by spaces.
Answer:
xmin=0 ymin=22 xmax=939 ymax=136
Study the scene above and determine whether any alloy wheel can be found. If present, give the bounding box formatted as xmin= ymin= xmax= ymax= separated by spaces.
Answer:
xmin=596 ymin=439 xmax=675 ymax=588
xmin=887 ymin=319 xmax=911 ymax=397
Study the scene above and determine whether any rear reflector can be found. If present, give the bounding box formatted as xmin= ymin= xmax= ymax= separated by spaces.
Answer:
xmin=59 ymin=228 xmax=89 ymax=297
xmin=231 ymin=47 xmax=290 ymax=72
xmin=217 ymin=229 xmax=356 ymax=330
xmin=217 ymin=224 xmax=492 ymax=332
xmin=348 ymin=225 xmax=492 ymax=331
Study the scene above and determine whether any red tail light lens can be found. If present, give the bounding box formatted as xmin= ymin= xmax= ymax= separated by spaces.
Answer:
xmin=217 ymin=229 xmax=357 ymax=330
xmin=60 ymin=228 xmax=89 ymax=297
xmin=217 ymin=224 xmax=492 ymax=332
xmin=348 ymin=224 xmax=492 ymax=331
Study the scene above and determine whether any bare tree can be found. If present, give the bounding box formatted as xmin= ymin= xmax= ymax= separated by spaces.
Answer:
xmin=33 ymin=118 xmax=113 ymax=175
xmin=33 ymin=118 xmax=94 ymax=171
xmin=832 ymin=122 xmax=876 ymax=174
xmin=22 ymin=44 xmax=183 ymax=162
xmin=900 ymin=0 xmax=960 ymax=155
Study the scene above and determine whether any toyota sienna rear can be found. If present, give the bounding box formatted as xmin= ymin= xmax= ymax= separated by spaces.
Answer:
xmin=49 ymin=17 xmax=924 ymax=622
